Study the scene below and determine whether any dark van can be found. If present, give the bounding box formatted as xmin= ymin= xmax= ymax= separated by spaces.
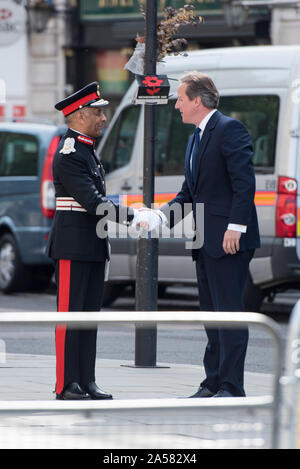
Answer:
xmin=0 ymin=121 xmax=65 ymax=293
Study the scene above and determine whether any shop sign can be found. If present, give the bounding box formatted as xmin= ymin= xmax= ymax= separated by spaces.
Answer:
xmin=97 ymin=50 xmax=129 ymax=94
xmin=80 ymin=0 xmax=222 ymax=21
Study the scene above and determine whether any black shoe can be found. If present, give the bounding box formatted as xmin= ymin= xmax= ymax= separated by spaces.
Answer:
xmin=56 ymin=382 xmax=90 ymax=400
xmin=188 ymin=386 xmax=215 ymax=398
xmin=213 ymin=389 xmax=235 ymax=398
xmin=83 ymin=382 xmax=113 ymax=400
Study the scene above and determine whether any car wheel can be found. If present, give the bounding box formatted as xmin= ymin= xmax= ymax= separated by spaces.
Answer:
xmin=243 ymin=273 xmax=265 ymax=312
xmin=0 ymin=234 xmax=28 ymax=293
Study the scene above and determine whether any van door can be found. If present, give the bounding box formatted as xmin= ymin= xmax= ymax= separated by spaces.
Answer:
xmin=153 ymin=94 xmax=281 ymax=285
xmin=154 ymin=101 xmax=196 ymax=284
xmin=97 ymin=103 xmax=142 ymax=282
xmin=99 ymin=104 xmax=142 ymax=195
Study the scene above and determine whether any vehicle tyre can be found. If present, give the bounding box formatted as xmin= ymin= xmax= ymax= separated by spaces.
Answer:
xmin=102 ymin=282 xmax=124 ymax=307
xmin=0 ymin=233 xmax=29 ymax=293
xmin=243 ymin=273 xmax=265 ymax=312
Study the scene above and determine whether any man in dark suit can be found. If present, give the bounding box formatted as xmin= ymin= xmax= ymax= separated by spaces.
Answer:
xmin=47 ymin=82 xmax=136 ymax=400
xmin=159 ymin=72 xmax=260 ymax=397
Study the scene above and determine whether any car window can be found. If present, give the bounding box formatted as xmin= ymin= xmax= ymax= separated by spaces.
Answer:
xmin=0 ymin=132 xmax=39 ymax=177
xmin=100 ymin=105 xmax=141 ymax=173
xmin=219 ymin=95 xmax=279 ymax=169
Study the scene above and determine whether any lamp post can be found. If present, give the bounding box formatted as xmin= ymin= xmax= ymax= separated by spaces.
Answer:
xmin=134 ymin=0 xmax=159 ymax=367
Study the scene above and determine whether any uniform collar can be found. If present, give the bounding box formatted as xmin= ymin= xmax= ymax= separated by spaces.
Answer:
xmin=69 ymin=128 xmax=95 ymax=147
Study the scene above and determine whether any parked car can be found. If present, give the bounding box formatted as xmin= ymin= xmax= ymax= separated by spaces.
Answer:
xmin=96 ymin=45 xmax=300 ymax=312
xmin=0 ymin=121 xmax=65 ymax=293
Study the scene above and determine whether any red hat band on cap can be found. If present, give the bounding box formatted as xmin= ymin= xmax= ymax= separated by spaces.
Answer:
xmin=62 ymin=92 xmax=99 ymax=117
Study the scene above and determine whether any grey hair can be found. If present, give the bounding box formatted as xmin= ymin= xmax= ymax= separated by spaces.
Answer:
xmin=180 ymin=71 xmax=220 ymax=109
xmin=65 ymin=107 xmax=89 ymax=125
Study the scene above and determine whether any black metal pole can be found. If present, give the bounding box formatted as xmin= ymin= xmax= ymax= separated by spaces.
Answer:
xmin=135 ymin=0 xmax=158 ymax=367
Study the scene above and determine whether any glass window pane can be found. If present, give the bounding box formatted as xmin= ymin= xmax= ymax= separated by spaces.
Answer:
xmin=0 ymin=133 xmax=39 ymax=177
xmin=218 ymin=95 xmax=279 ymax=168
xmin=100 ymin=105 xmax=140 ymax=173
xmin=155 ymin=95 xmax=279 ymax=176
xmin=155 ymin=101 xmax=193 ymax=176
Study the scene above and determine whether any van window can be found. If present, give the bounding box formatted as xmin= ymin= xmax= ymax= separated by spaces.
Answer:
xmin=155 ymin=101 xmax=193 ymax=176
xmin=155 ymin=95 xmax=279 ymax=176
xmin=0 ymin=133 xmax=39 ymax=177
xmin=100 ymin=105 xmax=140 ymax=173
xmin=219 ymin=95 xmax=279 ymax=169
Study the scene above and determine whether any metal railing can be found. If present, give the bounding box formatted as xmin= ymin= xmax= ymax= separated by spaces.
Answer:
xmin=280 ymin=299 xmax=300 ymax=448
xmin=0 ymin=310 xmax=283 ymax=448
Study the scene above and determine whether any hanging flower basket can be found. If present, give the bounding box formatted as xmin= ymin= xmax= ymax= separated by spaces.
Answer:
xmin=124 ymin=3 xmax=204 ymax=75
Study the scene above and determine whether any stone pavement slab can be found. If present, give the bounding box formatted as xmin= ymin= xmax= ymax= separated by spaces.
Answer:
xmin=0 ymin=353 xmax=275 ymax=449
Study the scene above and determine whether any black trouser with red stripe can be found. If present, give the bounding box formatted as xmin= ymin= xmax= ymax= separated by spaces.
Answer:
xmin=55 ymin=259 xmax=105 ymax=395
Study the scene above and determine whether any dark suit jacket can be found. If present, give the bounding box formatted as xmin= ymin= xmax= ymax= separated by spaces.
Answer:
xmin=161 ymin=110 xmax=260 ymax=259
xmin=47 ymin=129 xmax=134 ymax=262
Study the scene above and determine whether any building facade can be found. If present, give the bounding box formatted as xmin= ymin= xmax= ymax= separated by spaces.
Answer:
xmin=5 ymin=1 xmax=299 ymax=123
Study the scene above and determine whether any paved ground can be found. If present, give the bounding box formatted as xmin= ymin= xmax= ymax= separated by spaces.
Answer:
xmin=0 ymin=353 xmax=276 ymax=450
xmin=0 ymin=288 xmax=298 ymax=450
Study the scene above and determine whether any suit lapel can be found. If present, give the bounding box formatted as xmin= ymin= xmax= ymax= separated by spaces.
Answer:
xmin=193 ymin=110 xmax=221 ymax=189
xmin=184 ymin=134 xmax=194 ymax=195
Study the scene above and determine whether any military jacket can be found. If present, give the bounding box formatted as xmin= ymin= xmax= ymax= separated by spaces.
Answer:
xmin=46 ymin=129 xmax=134 ymax=262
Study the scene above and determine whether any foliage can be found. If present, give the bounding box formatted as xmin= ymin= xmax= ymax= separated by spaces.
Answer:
xmin=139 ymin=2 xmax=204 ymax=61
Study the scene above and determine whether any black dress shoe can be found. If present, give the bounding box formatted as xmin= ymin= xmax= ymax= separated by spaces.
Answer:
xmin=56 ymin=382 xmax=90 ymax=400
xmin=188 ymin=386 xmax=215 ymax=398
xmin=213 ymin=389 xmax=234 ymax=398
xmin=83 ymin=382 xmax=113 ymax=400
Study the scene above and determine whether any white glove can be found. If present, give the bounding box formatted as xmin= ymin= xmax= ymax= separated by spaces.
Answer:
xmin=132 ymin=208 xmax=167 ymax=232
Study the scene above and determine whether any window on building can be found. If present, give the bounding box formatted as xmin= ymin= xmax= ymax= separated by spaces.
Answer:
xmin=0 ymin=133 xmax=39 ymax=177
xmin=100 ymin=105 xmax=141 ymax=173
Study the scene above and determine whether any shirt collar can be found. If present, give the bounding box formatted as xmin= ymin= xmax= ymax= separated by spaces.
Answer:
xmin=198 ymin=109 xmax=217 ymax=133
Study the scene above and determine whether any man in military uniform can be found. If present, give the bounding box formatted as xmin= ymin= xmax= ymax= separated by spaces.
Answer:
xmin=47 ymin=82 xmax=136 ymax=400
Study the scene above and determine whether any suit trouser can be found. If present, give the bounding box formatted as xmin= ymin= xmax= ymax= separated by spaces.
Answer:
xmin=195 ymin=249 xmax=254 ymax=396
xmin=55 ymin=259 xmax=105 ymax=394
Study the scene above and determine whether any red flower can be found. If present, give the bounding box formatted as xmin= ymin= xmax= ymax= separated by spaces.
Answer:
xmin=142 ymin=76 xmax=164 ymax=87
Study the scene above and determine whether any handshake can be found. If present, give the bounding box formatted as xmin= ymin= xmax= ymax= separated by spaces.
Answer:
xmin=132 ymin=207 xmax=168 ymax=232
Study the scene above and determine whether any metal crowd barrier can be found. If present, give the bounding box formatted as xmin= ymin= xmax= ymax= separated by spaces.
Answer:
xmin=279 ymin=299 xmax=300 ymax=448
xmin=0 ymin=310 xmax=283 ymax=449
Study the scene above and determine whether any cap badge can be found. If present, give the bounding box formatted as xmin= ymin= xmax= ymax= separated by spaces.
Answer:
xmin=59 ymin=137 xmax=76 ymax=155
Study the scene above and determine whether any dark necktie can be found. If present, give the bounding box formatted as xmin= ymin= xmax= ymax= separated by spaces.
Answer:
xmin=191 ymin=127 xmax=201 ymax=183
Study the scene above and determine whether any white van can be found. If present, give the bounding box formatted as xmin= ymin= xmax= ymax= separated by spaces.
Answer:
xmin=96 ymin=45 xmax=300 ymax=312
